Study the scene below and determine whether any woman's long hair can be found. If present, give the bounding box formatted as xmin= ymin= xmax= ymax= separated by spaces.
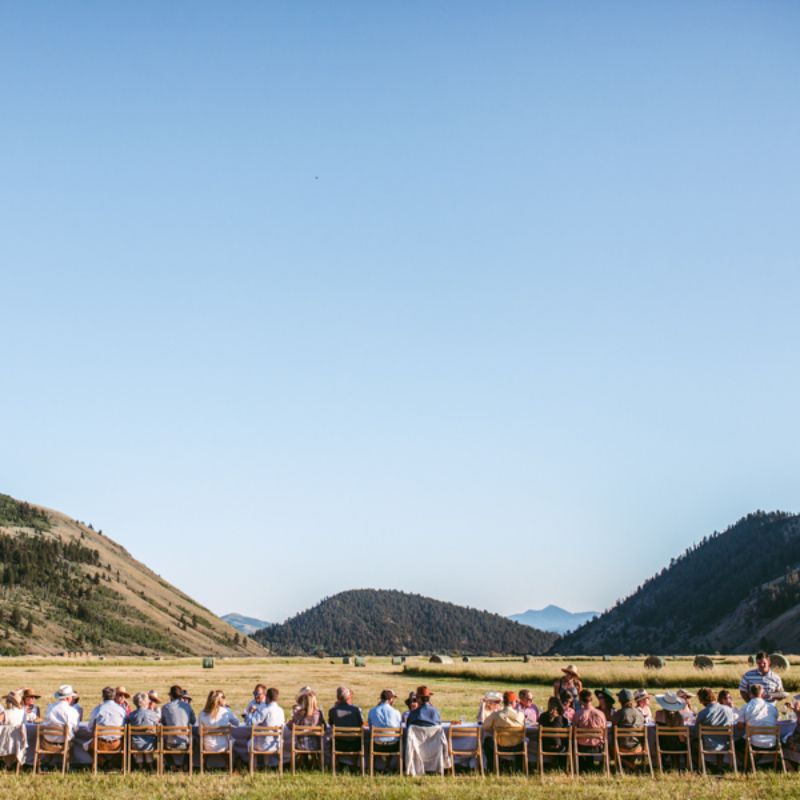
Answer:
xmin=203 ymin=690 xmax=226 ymax=717
xmin=298 ymin=690 xmax=319 ymax=719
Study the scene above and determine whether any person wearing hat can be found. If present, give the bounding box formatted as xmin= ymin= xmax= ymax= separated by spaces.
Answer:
xmin=654 ymin=692 xmax=690 ymax=770
xmin=43 ymin=685 xmax=81 ymax=746
xmin=401 ymin=691 xmax=419 ymax=724
xmin=634 ymin=689 xmax=653 ymax=723
xmin=594 ymin=687 xmax=616 ymax=719
xmin=22 ymin=688 xmax=41 ymax=722
xmin=611 ymin=689 xmax=646 ymax=757
xmin=676 ymin=689 xmax=696 ymax=723
xmin=482 ymin=691 xmax=526 ymax=772
xmin=114 ymin=687 xmax=132 ymax=715
xmin=368 ymin=689 xmax=403 ymax=768
xmin=477 ymin=690 xmax=502 ymax=723
xmin=161 ymin=685 xmax=196 ymax=770
xmin=147 ymin=690 xmax=162 ymax=720
xmin=1 ymin=689 xmax=25 ymax=726
xmin=554 ymin=665 xmax=583 ymax=706
xmin=406 ymin=686 xmax=441 ymax=727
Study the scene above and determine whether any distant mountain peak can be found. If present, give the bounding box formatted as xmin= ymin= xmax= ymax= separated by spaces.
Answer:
xmin=221 ymin=613 xmax=271 ymax=636
xmin=509 ymin=605 xmax=599 ymax=635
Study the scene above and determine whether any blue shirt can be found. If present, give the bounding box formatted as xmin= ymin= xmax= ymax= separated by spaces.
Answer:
xmin=406 ymin=702 xmax=441 ymax=727
xmin=368 ymin=702 xmax=402 ymax=740
xmin=696 ymin=703 xmax=736 ymax=751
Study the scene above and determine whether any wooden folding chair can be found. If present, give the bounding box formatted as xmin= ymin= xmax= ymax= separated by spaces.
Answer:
xmin=199 ymin=725 xmax=234 ymax=774
xmin=654 ymin=726 xmax=692 ymax=774
xmin=369 ymin=726 xmax=403 ymax=776
xmin=447 ymin=725 xmax=482 ymax=776
xmin=744 ymin=725 xmax=787 ymax=774
xmin=249 ymin=725 xmax=284 ymax=775
xmin=573 ymin=727 xmax=611 ymax=777
xmin=537 ymin=726 xmax=573 ymax=778
xmin=697 ymin=725 xmax=737 ymax=776
xmin=331 ymin=726 xmax=365 ymax=776
xmin=290 ymin=725 xmax=325 ymax=774
xmin=493 ymin=729 xmax=529 ymax=776
xmin=92 ymin=725 xmax=126 ymax=774
xmin=160 ymin=725 xmax=193 ymax=774
xmin=613 ymin=726 xmax=653 ymax=776
xmin=126 ymin=725 xmax=160 ymax=773
xmin=33 ymin=724 xmax=70 ymax=774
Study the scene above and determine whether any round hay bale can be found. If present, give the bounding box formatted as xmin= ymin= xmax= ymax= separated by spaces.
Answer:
xmin=693 ymin=655 xmax=715 ymax=670
xmin=462 ymin=656 xmax=471 ymax=663
xmin=602 ymin=655 xmax=612 ymax=662
xmin=643 ymin=655 xmax=665 ymax=670
xmin=748 ymin=654 xmax=755 ymax=666
xmin=770 ymin=653 xmax=790 ymax=671
xmin=523 ymin=654 xmax=532 ymax=663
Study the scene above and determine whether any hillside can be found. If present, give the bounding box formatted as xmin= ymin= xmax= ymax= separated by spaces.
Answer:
xmin=509 ymin=605 xmax=598 ymax=635
xmin=253 ymin=589 xmax=559 ymax=656
xmin=0 ymin=493 xmax=265 ymax=657
xmin=222 ymin=613 xmax=271 ymax=635
xmin=556 ymin=511 xmax=800 ymax=655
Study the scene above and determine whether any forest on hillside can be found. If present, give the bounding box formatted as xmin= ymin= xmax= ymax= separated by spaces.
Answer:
xmin=254 ymin=588 xmax=559 ymax=656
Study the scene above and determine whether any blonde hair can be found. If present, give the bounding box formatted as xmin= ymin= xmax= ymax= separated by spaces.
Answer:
xmin=203 ymin=690 xmax=226 ymax=716
xmin=6 ymin=689 xmax=23 ymax=709
xmin=298 ymin=690 xmax=319 ymax=719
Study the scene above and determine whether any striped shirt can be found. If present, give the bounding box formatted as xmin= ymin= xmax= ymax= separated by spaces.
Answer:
xmin=738 ymin=668 xmax=784 ymax=699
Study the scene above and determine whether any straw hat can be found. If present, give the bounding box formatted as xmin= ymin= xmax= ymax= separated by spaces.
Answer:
xmin=22 ymin=688 xmax=41 ymax=700
xmin=677 ymin=689 xmax=694 ymax=700
xmin=54 ymin=685 xmax=78 ymax=700
xmin=482 ymin=691 xmax=502 ymax=703
xmin=656 ymin=691 xmax=684 ymax=712
xmin=634 ymin=689 xmax=651 ymax=701
xmin=561 ymin=664 xmax=580 ymax=678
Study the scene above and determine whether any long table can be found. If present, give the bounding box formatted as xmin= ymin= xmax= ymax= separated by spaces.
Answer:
xmin=19 ymin=720 xmax=798 ymax=769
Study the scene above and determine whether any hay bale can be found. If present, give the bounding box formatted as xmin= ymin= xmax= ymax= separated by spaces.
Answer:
xmin=523 ymin=654 xmax=533 ymax=663
xmin=693 ymin=655 xmax=714 ymax=670
xmin=462 ymin=656 xmax=471 ymax=663
xmin=770 ymin=653 xmax=790 ymax=671
xmin=429 ymin=654 xmax=454 ymax=664
xmin=602 ymin=655 xmax=612 ymax=662
xmin=202 ymin=657 xmax=214 ymax=669
xmin=391 ymin=656 xmax=405 ymax=665
xmin=342 ymin=656 xmax=352 ymax=665
xmin=354 ymin=656 xmax=366 ymax=667
xmin=643 ymin=655 xmax=665 ymax=670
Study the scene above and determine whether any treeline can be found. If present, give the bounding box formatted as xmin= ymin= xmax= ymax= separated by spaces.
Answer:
xmin=254 ymin=588 xmax=559 ymax=656
xmin=0 ymin=494 xmax=51 ymax=531
xmin=555 ymin=511 xmax=800 ymax=655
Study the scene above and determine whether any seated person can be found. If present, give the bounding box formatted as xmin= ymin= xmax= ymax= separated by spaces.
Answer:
xmin=198 ymin=690 xmax=239 ymax=753
xmin=401 ymin=691 xmax=418 ymax=724
xmin=559 ymin=689 xmax=575 ymax=721
xmin=573 ymin=689 xmax=607 ymax=756
xmin=290 ymin=689 xmax=325 ymax=766
xmin=43 ymin=685 xmax=81 ymax=749
xmin=538 ymin=696 xmax=569 ymax=753
xmin=717 ymin=689 xmax=739 ymax=722
xmin=328 ymin=686 xmax=364 ymax=753
xmin=367 ymin=689 xmax=402 ymax=767
xmin=741 ymin=684 xmax=778 ymax=750
xmin=244 ymin=684 xmax=268 ymax=725
xmin=695 ymin=687 xmax=736 ymax=758
xmin=654 ymin=691 xmax=690 ymax=768
xmin=22 ymin=688 xmax=41 ymax=722
xmin=250 ymin=688 xmax=285 ymax=755
xmin=677 ymin=689 xmax=696 ymax=723
xmin=477 ymin=691 xmax=502 ymax=723
xmin=127 ymin=692 xmax=160 ymax=770
xmin=2 ymin=690 xmax=25 ymax=726
xmin=515 ymin=689 xmax=539 ymax=725
xmin=161 ymin=685 xmax=196 ymax=769
xmin=611 ymin=689 xmax=645 ymax=753
xmin=405 ymin=686 xmax=441 ymax=727
xmin=594 ymin=687 xmax=615 ymax=720
xmin=783 ymin=694 xmax=800 ymax=757
xmin=89 ymin=686 xmax=127 ymax=756
xmin=482 ymin=691 xmax=525 ymax=771
xmin=634 ymin=689 xmax=653 ymax=723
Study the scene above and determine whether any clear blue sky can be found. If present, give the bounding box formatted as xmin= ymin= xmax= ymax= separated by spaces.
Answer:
xmin=3 ymin=1 xmax=799 ymax=623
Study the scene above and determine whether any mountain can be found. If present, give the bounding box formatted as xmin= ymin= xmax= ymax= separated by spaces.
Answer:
xmin=555 ymin=510 xmax=800 ymax=655
xmin=509 ymin=605 xmax=598 ymax=635
xmin=253 ymin=588 xmax=559 ymax=656
xmin=0 ymin=493 xmax=265 ymax=657
xmin=222 ymin=613 xmax=271 ymax=635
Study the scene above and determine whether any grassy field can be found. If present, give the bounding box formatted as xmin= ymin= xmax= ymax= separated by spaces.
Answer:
xmin=0 ymin=773 xmax=798 ymax=800
xmin=1 ymin=654 xmax=796 ymax=718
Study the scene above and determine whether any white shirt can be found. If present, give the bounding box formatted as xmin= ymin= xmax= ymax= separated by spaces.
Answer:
xmin=743 ymin=697 xmax=778 ymax=749
xmin=3 ymin=707 xmax=25 ymax=726
xmin=199 ymin=708 xmax=240 ymax=752
xmin=44 ymin=700 xmax=81 ymax=742
xmin=90 ymin=700 xmax=127 ymax=739
xmin=24 ymin=706 xmax=40 ymax=723
xmin=251 ymin=702 xmax=286 ymax=752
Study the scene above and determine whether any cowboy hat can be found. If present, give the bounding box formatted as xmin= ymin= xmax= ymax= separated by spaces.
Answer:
xmin=114 ymin=686 xmax=131 ymax=698
xmin=634 ymin=689 xmax=651 ymax=701
xmin=482 ymin=691 xmax=502 ymax=703
xmin=22 ymin=688 xmax=41 ymax=700
xmin=561 ymin=664 xmax=580 ymax=678
xmin=677 ymin=689 xmax=694 ymax=699
xmin=595 ymin=687 xmax=615 ymax=704
xmin=54 ymin=684 xmax=78 ymax=700
xmin=656 ymin=691 xmax=684 ymax=712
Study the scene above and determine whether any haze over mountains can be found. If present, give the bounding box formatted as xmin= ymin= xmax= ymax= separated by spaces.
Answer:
xmin=556 ymin=511 xmax=800 ymax=655
xmin=0 ymin=494 xmax=261 ymax=657
xmin=222 ymin=613 xmax=271 ymax=636
xmin=509 ymin=605 xmax=599 ymax=635
xmin=253 ymin=589 xmax=558 ymax=656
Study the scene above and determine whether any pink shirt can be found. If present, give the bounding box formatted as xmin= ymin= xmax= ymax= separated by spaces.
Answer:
xmin=573 ymin=706 xmax=607 ymax=747
xmin=515 ymin=702 xmax=539 ymax=725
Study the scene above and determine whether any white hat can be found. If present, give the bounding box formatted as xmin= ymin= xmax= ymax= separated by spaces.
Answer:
xmin=54 ymin=684 xmax=78 ymax=700
xmin=482 ymin=691 xmax=502 ymax=702
xmin=656 ymin=691 xmax=684 ymax=712
xmin=634 ymin=689 xmax=651 ymax=701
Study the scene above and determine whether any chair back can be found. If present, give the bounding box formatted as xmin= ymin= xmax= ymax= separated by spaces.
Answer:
xmin=698 ymin=724 xmax=735 ymax=750
xmin=94 ymin=724 xmax=126 ymax=747
xmin=371 ymin=726 xmax=402 ymax=741
xmin=573 ymin=726 xmax=607 ymax=746
xmin=127 ymin=726 xmax=159 ymax=750
xmin=200 ymin=724 xmax=232 ymax=752
xmin=538 ymin=725 xmax=571 ymax=753
xmin=331 ymin=726 xmax=364 ymax=751
xmin=613 ymin=725 xmax=648 ymax=750
xmin=493 ymin=727 xmax=526 ymax=751
xmin=745 ymin=724 xmax=779 ymax=741
xmin=252 ymin=724 xmax=283 ymax=749
xmin=160 ymin=725 xmax=192 ymax=751
xmin=292 ymin=725 xmax=324 ymax=751
xmin=448 ymin=725 xmax=480 ymax=752
xmin=655 ymin=725 xmax=690 ymax=752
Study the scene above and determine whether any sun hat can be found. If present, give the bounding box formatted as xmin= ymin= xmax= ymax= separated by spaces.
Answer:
xmin=148 ymin=690 xmax=161 ymax=704
xmin=595 ymin=687 xmax=615 ymax=705
xmin=22 ymin=688 xmax=41 ymax=700
xmin=482 ymin=691 xmax=502 ymax=703
xmin=54 ymin=685 xmax=78 ymax=700
xmin=656 ymin=691 xmax=684 ymax=712
xmin=115 ymin=686 xmax=131 ymax=698
xmin=561 ymin=664 xmax=580 ymax=678
xmin=6 ymin=689 xmax=23 ymax=707
xmin=617 ymin=688 xmax=635 ymax=704
xmin=677 ymin=689 xmax=694 ymax=699
xmin=634 ymin=689 xmax=651 ymax=701
xmin=417 ymin=686 xmax=433 ymax=698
